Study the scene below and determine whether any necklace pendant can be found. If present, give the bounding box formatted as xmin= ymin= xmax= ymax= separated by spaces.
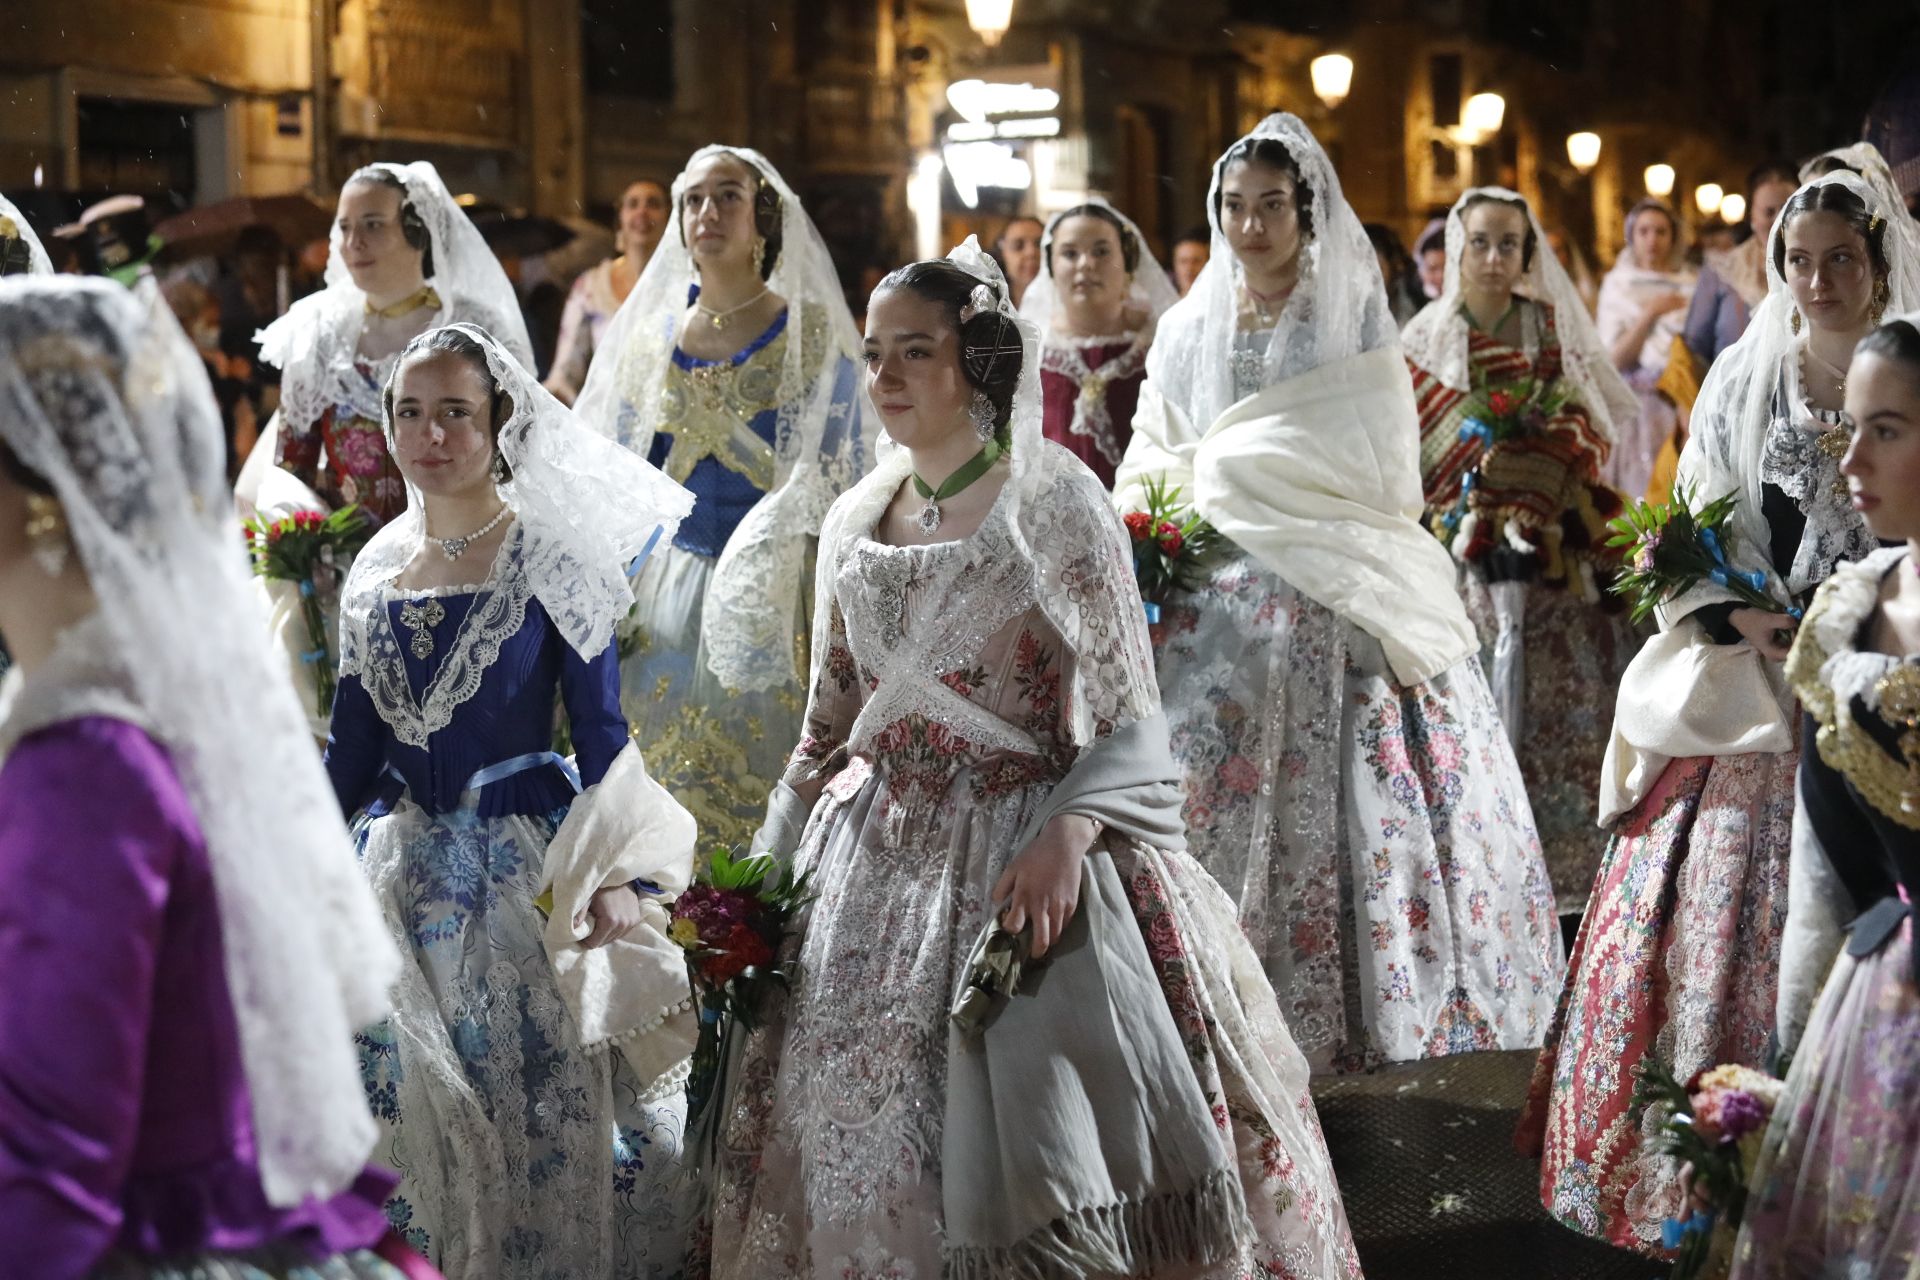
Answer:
xmin=399 ymin=597 xmax=446 ymax=661
xmin=441 ymin=536 xmax=468 ymax=561
xmin=917 ymin=499 xmax=943 ymax=535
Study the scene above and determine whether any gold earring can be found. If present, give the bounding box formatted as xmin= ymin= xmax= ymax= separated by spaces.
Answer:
xmin=24 ymin=492 xmax=69 ymax=576
xmin=1873 ymin=277 xmax=1891 ymax=325
xmin=751 ymin=237 xmax=766 ymax=276
xmin=1790 ymin=307 xmax=1802 ymax=335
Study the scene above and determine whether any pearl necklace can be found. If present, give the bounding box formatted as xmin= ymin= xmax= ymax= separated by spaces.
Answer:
xmin=432 ymin=504 xmax=511 ymax=561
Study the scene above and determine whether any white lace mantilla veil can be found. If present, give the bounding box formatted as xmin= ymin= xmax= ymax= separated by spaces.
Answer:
xmin=1670 ymin=168 xmax=1920 ymax=615
xmin=337 ymin=324 xmax=693 ymax=746
xmin=1400 ymin=185 xmax=1639 ymax=441
xmin=1017 ymin=196 xmax=1182 ymax=332
xmin=256 ymin=161 xmax=533 ymax=440
xmin=0 ymin=278 xmax=399 ymax=1205
xmin=1146 ymin=112 xmax=1395 ymax=431
xmin=0 ymin=195 xmax=54 ymax=276
xmin=573 ymin=144 xmax=870 ymax=694
xmin=1803 ymin=142 xmax=1913 ymax=226
xmin=810 ymin=236 xmax=1161 ymax=757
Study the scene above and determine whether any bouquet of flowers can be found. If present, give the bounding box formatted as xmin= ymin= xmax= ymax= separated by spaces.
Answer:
xmin=1123 ymin=475 xmax=1222 ymax=622
xmin=1457 ymin=375 xmax=1574 ymax=449
xmin=1636 ymin=1059 xmax=1787 ymax=1279
xmin=668 ymin=844 xmax=812 ymax=1165
xmin=1606 ymin=484 xmax=1794 ymax=626
xmin=242 ymin=505 xmax=373 ymax=716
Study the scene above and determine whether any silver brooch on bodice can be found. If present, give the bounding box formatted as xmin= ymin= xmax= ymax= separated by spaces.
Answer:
xmin=399 ymin=597 xmax=446 ymax=660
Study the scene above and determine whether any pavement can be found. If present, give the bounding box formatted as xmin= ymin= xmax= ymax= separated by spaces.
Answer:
xmin=1310 ymin=1050 xmax=1662 ymax=1279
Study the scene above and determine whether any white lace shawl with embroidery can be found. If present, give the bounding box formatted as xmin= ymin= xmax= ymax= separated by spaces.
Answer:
xmin=809 ymin=238 xmax=1159 ymax=762
xmin=0 ymin=278 xmax=399 ymax=1207
xmin=1664 ymin=171 xmax=1920 ymax=624
xmin=1147 ymin=112 xmax=1397 ymax=434
xmin=338 ymin=324 xmax=692 ymax=746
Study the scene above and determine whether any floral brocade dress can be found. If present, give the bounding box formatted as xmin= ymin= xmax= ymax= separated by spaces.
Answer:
xmin=1517 ymin=367 xmax=1883 ymax=1254
xmin=709 ymin=460 xmax=1362 ymax=1279
xmin=1147 ymin=327 xmax=1563 ymax=1075
xmin=1407 ymin=298 xmax=1639 ymax=909
xmin=276 ymin=355 xmax=409 ymax=526
xmin=1037 ymin=330 xmax=1149 ymax=489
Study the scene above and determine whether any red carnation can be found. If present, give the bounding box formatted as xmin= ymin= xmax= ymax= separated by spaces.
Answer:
xmin=1489 ymin=391 xmax=1519 ymax=417
xmin=1124 ymin=511 xmax=1153 ymax=541
xmin=1156 ymin=520 xmax=1183 ymax=557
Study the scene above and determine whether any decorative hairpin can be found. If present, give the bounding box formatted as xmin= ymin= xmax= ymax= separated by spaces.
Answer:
xmin=958 ymin=282 xmax=997 ymax=323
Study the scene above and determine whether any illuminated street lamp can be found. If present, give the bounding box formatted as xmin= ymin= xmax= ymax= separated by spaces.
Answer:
xmin=1720 ymin=192 xmax=1747 ymax=226
xmin=1310 ymin=54 xmax=1354 ymax=110
xmin=1566 ymin=131 xmax=1601 ymax=174
xmin=965 ymin=0 xmax=1014 ymax=47
xmin=1644 ymin=164 xmax=1676 ymax=198
xmin=1694 ymin=183 xmax=1725 ymax=218
xmin=1461 ymin=92 xmax=1505 ymax=141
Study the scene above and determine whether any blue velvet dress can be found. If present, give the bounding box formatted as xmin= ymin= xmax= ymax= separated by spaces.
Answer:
xmin=326 ymin=539 xmax=692 ymax=1279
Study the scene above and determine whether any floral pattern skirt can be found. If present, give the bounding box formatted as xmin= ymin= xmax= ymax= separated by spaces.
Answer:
xmin=1151 ymin=551 xmax=1564 ymax=1073
xmin=1731 ymin=919 xmax=1920 ymax=1279
xmin=1517 ymin=748 xmax=1796 ymax=1254
xmin=1461 ymin=572 xmax=1641 ymax=909
xmin=619 ymin=544 xmax=807 ymax=851
xmin=354 ymin=802 xmax=694 ymax=1280
xmin=93 ymin=1249 xmax=412 ymax=1280
xmin=707 ymin=768 xmax=1362 ymax=1280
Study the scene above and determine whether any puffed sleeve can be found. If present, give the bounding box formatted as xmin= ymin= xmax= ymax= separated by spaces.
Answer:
xmin=323 ymin=671 xmax=389 ymax=817
xmin=559 ymin=624 xmax=630 ymax=791
xmin=0 ymin=720 xmax=187 ymax=1277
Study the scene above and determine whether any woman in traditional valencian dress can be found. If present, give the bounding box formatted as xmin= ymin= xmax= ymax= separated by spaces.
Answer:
xmin=326 ymin=324 xmax=699 ymax=1278
xmin=1596 ymin=199 xmax=1696 ymax=500
xmin=1017 ymin=198 xmax=1179 ymax=488
xmin=1518 ymin=170 xmax=1920 ymax=1253
xmin=1402 ymin=187 xmax=1642 ymax=919
xmin=250 ymin=162 xmax=532 ymax=528
xmin=707 ymin=240 xmax=1362 ymax=1279
xmin=575 ymin=146 xmax=869 ymax=849
xmin=1728 ymin=313 xmax=1920 ymax=1278
xmin=0 ymin=278 xmax=435 ymax=1278
xmin=1116 ymin=113 xmax=1562 ymax=1075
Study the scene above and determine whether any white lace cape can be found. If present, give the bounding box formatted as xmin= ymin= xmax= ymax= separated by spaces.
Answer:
xmin=807 ymin=238 xmax=1159 ymax=762
xmin=1663 ymin=170 xmax=1920 ymax=625
xmin=573 ymin=144 xmax=871 ymax=694
xmin=0 ymin=278 xmax=398 ymax=1206
xmin=1145 ymin=112 xmax=1398 ymax=434
xmin=338 ymin=323 xmax=692 ymax=747
xmin=256 ymin=160 xmax=533 ymax=435
xmin=1400 ymin=185 xmax=1638 ymax=443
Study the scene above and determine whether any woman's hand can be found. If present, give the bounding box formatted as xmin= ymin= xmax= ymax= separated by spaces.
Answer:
xmin=993 ymin=814 xmax=1100 ymax=958
xmin=1645 ymin=292 xmax=1688 ymax=322
xmin=578 ymin=885 xmax=643 ymax=949
xmin=1729 ymin=607 xmax=1797 ymax=661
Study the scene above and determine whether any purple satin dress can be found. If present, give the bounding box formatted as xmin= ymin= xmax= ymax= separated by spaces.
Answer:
xmin=0 ymin=715 xmax=397 ymax=1277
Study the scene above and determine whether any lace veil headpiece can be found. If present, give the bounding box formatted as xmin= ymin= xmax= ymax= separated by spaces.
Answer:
xmin=257 ymin=161 xmax=533 ymax=436
xmin=338 ymin=324 xmax=693 ymax=746
xmin=574 ymin=144 xmax=870 ymax=693
xmin=0 ymin=277 xmax=399 ymax=1206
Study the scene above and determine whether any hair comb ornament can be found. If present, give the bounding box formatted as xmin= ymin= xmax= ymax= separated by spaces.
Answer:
xmin=958 ymin=282 xmax=997 ymax=324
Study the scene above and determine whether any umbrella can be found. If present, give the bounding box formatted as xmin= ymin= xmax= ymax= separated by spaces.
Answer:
xmin=460 ymin=198 xmax=578 ymax=258
xmin=154 ymin=194 xmax=334 ymax=262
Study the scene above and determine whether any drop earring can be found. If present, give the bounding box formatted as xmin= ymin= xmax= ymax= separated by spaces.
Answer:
xmin=1790 ymin=307 xmax=1802 ymax=336
xmin=751 ymin=237 xmax=766 ymax=277
xmin=24 ymin=492 xmax=69 ymax=576
xmin=968 ymin=390 xmax=998 ymax=442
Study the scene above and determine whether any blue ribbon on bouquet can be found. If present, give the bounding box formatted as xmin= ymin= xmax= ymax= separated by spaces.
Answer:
xmin=1143 ymin=600 xmax=1161 ymax=624
xmin=1459 ymin=417 xmax=1495 ymax=448
xmin=1701 ymin=526 xmax=1803 ymax=619
xmin=1660 ymin=1208 xmax=1716 ymax=1250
